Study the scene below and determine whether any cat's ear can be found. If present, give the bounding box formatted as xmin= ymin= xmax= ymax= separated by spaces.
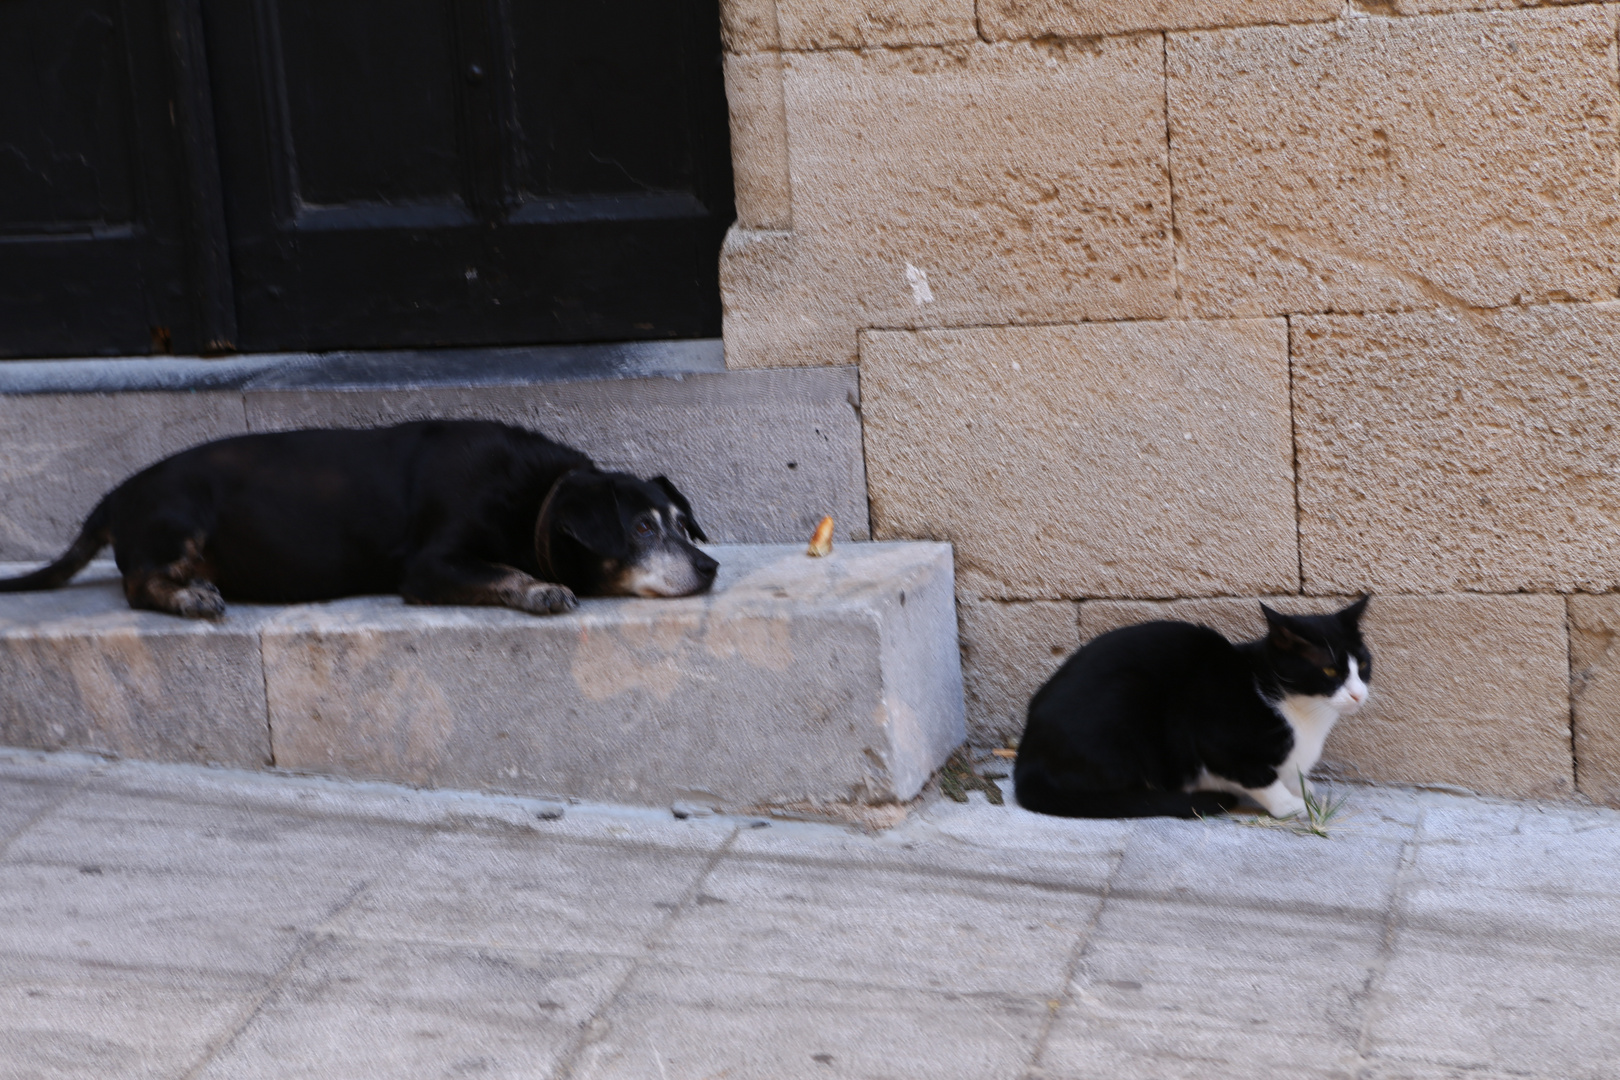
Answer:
xmin=1260 ymin=603 xmax=1332 ymax=664
xmin=1338 ymin=595 xmax=1370 ymax=626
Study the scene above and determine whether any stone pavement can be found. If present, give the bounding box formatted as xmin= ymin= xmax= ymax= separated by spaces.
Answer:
xmin=3 ymin=746 xmax=1619 ymax=1080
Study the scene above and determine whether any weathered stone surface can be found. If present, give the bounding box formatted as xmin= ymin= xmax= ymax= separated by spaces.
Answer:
xmin=981 ymin=0 xmax=1338 ymax=39
xmin=192 ymin=939 xmax=631 ymax=1080
xmin=263 ymin=544 xmax=963 ymax=810
xmin=1044 ymin=902 xmax=1380 ymax=1079
xmin=725 ymin=52 xmax=792 ymax=230
xmin=245 ymin=366 xmax=869 ymax=544
xmin=11 ymin=753 xmax=1620 ymax=1079
xmin=0 ymin=391 xmax=246 ymax=561
xmin=1168 ymin=8 xmax=1620 ymax=318
xmin=575 ymin=965 xmax=1047 ymax=1080
xmin=1080 ymin=594 xmax=1573 ymax=801
xmin=1295 ymin=305 xmax=1620 ymax=595
xmin=0 ymin=564 xmax=270 ymax=769
xmin=776 ymin=0 xmax=976 ymax=48
xmin=722 ymin=38 xmax=1175 ymax=368
xmin=957 ymin=598 xmax=1078 ymax=747
xmin=861 ymin=319 xmax=1296 ymax=600
xmin=1567 ymin=595 xmax=1620 ymax=809
xmin=721 ymin=0 xmax=780 ymax=52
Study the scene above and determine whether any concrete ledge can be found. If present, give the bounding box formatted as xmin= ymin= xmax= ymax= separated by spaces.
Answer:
xmin=0 ymin=543 xmax=965 ymax=812
xmin=0 ymin=339 xmax=725 ymax=395
xmin=0 ymin=576 xmax=270 ymax=769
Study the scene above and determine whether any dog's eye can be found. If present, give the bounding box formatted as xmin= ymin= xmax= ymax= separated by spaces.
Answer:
xmin=634 ymin=519 xmax=655 ymax=538
xmin=1323 ymin=667 xmax=1337 ymax=677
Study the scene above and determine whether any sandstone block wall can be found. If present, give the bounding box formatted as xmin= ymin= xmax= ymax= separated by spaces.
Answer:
xmin=718 ymin=0 xmax=1620 ymax=804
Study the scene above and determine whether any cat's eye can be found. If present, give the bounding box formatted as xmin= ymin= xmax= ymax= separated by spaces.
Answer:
xmin=1323 ymin=666 xmax=1337 ymax=677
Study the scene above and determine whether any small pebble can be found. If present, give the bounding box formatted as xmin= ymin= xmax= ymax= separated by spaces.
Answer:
xmin=534 ymin=802 xmax=566 ymax=821
xmin=671 ymin=801 xmax=715 ymax=820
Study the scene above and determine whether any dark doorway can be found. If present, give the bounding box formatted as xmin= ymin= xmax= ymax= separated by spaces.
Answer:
xmin=0 ymin=0 xmax=735 ymax=358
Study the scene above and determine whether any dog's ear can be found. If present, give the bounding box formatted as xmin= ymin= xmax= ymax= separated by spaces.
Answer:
xmin=651 ymin=475 xmax=708 ymax=543
xmin=555 ymin=476 xmax=630 ymax=560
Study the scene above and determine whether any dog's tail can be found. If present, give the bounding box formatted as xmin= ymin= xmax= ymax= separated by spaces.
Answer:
xmin=0 ymin=499 xmax=111 ymax=593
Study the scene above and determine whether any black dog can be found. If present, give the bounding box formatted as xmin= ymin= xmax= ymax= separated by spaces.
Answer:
xmin=0 ymin=420 xmax=718 ymax=618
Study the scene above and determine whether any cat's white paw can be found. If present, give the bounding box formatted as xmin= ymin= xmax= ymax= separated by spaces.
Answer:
xmin=1249 ymin=779 xmax=1307 ymax=818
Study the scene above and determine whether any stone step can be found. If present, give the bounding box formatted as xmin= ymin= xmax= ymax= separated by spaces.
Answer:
xmin=0 ymin=349 xmax=868 ymax=562
xmin=0 ymin=543 xmax=964 ymax=815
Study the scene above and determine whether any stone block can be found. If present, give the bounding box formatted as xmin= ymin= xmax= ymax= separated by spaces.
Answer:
xmin=721 ymin=227 xmax=841 ymax=368
xmin=957 ymin=598 xmax=1078 ymax=747
xmin=1295 ymin=305 xmax=1620 ymax=594
xmin=262 ymin=543 xmax=964 ymax=810
xmin=722 ymin=38 xmax=1175 ymax=368
xmin=1168 ymin=8 xmax=1620 ymax=317
xmin=860 ymin=319 xmax=1297 ymax=600
xmin=0 ymin=565 xmax=270 ymax=769
xmin=981 ymin=0 xmax=1338 ymax=39
xmin=776 ymin=0 xmax=976 ymax=48
xmin=244 ymin=366 xmax=869 ymax=545
xmin=725 ymin=52 xmax=792 ymax=230
xmin=721 ymin=0 xmax=781 ymax=53
xmin=1567 ymin=595 xmax=1620 ymax=808
xmin=0 ymin=391 xmax=246 ymax=561
xmin=1079 ymin=593 xmax=1573 ymax=800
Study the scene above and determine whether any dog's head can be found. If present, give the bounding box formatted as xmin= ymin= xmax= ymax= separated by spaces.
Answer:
xmin=535 ymin=470 xmax=719 ymax=597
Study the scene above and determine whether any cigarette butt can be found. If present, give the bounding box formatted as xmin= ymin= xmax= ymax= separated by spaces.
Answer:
xmin=990 ymin=748 xmax=1017 ymax=759
xmin=807 ymin=516 xmax=834 ymax=557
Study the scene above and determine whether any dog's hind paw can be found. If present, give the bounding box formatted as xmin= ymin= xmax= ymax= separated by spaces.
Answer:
xmin=173 ymin=581 xmax=226 ymax=620
xmin=513 ymin=583 xmax=578 ymax=615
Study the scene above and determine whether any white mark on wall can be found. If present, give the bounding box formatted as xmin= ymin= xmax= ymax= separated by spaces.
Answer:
xmin=905 ymin=263 xmax=934 ymax=306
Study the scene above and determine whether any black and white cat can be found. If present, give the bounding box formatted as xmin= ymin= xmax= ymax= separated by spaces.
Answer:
xmin=1013 ymin=599 xmax=1371 ymax=819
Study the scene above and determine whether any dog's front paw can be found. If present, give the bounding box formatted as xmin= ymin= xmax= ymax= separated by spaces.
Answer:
xmin=514 ymin=583 xmax=578 ymax=615
xmin=174 ymin=581 xmax=226 ymax=620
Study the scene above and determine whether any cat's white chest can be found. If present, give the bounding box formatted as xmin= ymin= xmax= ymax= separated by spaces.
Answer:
xmin=1273 ymin=694 xmax=1342 ymax=797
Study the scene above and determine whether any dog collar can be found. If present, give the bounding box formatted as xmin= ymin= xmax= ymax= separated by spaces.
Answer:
xmin=532 ymin=467 xmax=592 ymax=581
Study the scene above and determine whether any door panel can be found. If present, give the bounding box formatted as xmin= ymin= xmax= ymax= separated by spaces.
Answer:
xmin=275 ymin=0 xmax=465 ymax=207
xmin=0 ymin=0 xmax=197 ymax=357
xmin=206 ymin=0 xmax=734 ymax=353
xmin=507 ymin=1 xmax=700 ymax=200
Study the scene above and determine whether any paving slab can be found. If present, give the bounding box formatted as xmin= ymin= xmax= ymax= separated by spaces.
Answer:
xmin=331 ymin=828 xmax=723 ymax=958
xmin=568 ymin=963 xmax=1050 ymax=1080
xmin=0 ymin=755 xmax=92 ymax=847
xmin=3 ymin=751 xmax=1620 ymax=1080
xmin=652 ymin=853 xmax=1102 ymax=997
xmin=191 ymin=938 xmax=632 ymax=1080
xmin=0 ymin=974 xmax=251 ymax=1080
xmin=1042 ymin=901 xmax=1377 ymax=1080
xmin=1366 ymin=928 xmax=1620 ymax=1080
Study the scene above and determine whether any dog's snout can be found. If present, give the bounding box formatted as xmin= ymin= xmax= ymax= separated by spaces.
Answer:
xmin=693 ymin=549 xmax=719 ymax=586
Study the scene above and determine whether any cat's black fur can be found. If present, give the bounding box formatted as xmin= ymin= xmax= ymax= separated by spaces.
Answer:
xmin=1014 ymin=599 xmax=1371 ymax=819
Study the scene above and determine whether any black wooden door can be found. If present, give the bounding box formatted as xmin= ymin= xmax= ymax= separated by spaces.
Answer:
xmin=0 ymin=0 xmax=732 ymax=358
xmin=0 ymin=0 xmax=232 ymax=358
xmin=201 ymin=0 xmax=734 ymax=352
